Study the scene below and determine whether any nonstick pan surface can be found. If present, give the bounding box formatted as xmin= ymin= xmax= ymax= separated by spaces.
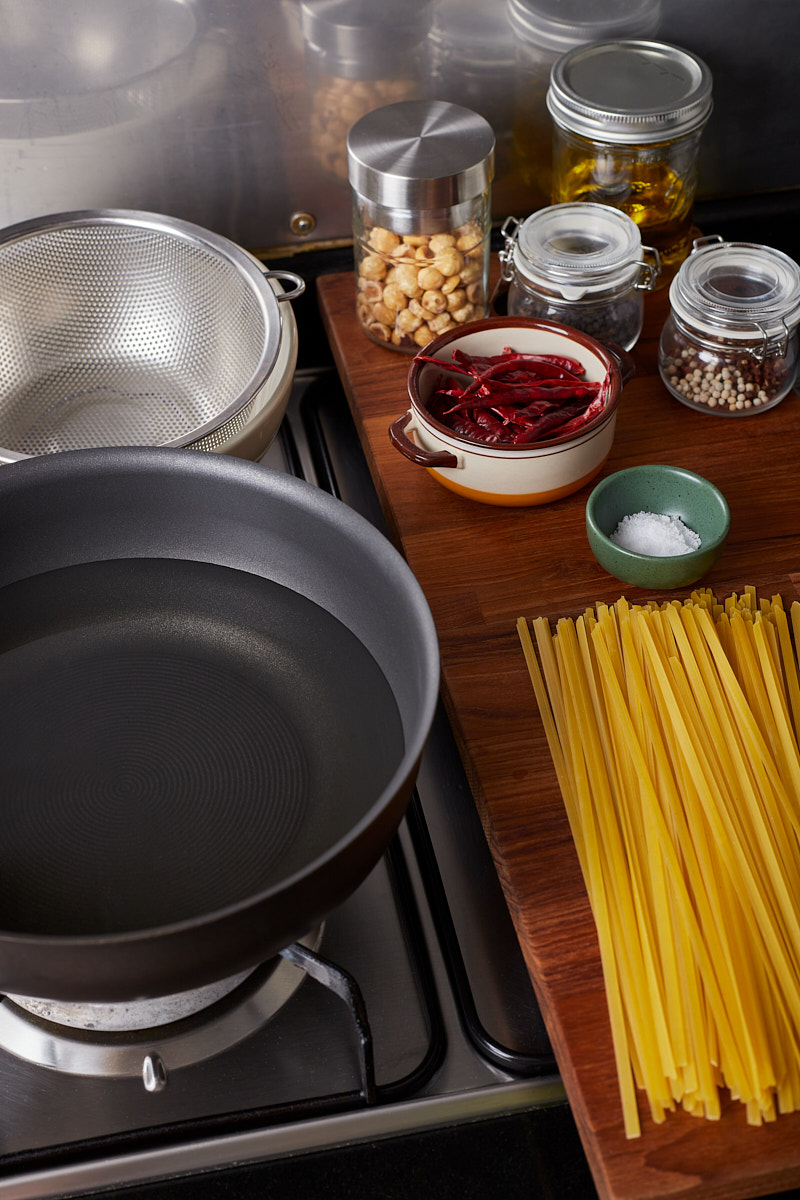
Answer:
xmin=0 ymin=447 xmax=440 ymax=1002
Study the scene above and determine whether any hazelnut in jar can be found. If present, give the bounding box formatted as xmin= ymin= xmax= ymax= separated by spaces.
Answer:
xmin=347 ymin=100 xmax=495 ymax=352
xmin=658 ymin=238 xmax=800 ymax=416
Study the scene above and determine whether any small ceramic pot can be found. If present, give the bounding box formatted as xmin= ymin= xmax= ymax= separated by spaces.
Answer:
xmin=391 ymin=317 xmax=633 ymax=506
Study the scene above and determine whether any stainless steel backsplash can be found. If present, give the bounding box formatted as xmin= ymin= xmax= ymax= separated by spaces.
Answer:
xmin=0 ymin=0 xmax=795 ymax=256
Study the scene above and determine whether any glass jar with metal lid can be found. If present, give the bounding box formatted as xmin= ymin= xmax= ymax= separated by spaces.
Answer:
xmin=506 ymin=0 xmax=661 ymax=211
xmin=547 ymin=39 xmax=713 ymax=283
xmin=658 ymin=237 xmax=800 ymax=416
xmin=500 ymin=202 xmax=660 ymax=350
xmin=301 ymin=0 xmax=433 ymax=182
xmin=346 ymin=100 xmax=495 ymax=351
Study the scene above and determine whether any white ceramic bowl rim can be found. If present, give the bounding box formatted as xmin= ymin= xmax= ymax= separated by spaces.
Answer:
xmin=407 ymin=315 xmax=626 ymax=454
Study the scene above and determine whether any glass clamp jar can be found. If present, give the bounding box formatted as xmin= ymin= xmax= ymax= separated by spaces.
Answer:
xmin=547 ymin=39 xmax=713 ymax=283
xmin=346 ymin=99 xmax=495 ymax=352
xmin=500 ymin=202 xmax=660 ymax=350
xmin=658 ymin=237 xmax=800 ymax=416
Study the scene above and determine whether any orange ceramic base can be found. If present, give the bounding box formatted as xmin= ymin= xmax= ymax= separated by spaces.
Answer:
xmin=427 ymin=457 xmax=609 ymax=506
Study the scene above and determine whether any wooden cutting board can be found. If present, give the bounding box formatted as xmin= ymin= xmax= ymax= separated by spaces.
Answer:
xmin=317 ymin=268 xmax=800 ymax=1200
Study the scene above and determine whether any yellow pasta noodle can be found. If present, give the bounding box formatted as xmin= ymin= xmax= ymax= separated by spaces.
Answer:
xmin=517 ymin=588 xmax=800 ymax=1136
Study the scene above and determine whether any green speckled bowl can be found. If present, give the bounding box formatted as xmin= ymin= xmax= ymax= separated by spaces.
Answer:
xmin=586 ymin=464 xmax=731 ymax=589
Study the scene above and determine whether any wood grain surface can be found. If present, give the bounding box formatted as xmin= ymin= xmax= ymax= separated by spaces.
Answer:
xmin=317 ymin=268 xmax=800 ymax=1200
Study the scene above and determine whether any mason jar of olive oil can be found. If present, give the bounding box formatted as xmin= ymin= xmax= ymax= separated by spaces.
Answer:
xmin=547 ymin=40 xmax=713 ymax=285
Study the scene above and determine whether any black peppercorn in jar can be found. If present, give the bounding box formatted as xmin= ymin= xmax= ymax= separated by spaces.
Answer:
xmin=346 ymin=100 xmax=494 ymax=351
xmin=500 ymin=202 xmax=660 ymax=351
xmin=547 ymin=39 xmax=713 ymax=284
xmin=658 ymin=238 xmax=800 ymax=416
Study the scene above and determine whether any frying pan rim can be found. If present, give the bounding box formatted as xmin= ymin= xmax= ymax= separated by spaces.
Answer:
xmin=0 ymin=445 xmax=441 ymax=951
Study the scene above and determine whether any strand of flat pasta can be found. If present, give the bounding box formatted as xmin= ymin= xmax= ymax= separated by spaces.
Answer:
xmin=562 ymin=623 xmax=659 ymax=1132
xmin=694 ymin=608 xmax=800 ymax=988
xmin=657 ymin=604 xmax=800 ymax=1099
xmin=774 ymin=604 xmax=800 ymax=747
xmin=615 ymin=611 xmax=684 ymax=1092
xmin=559 ymin=618 xmax=675 ymax=1125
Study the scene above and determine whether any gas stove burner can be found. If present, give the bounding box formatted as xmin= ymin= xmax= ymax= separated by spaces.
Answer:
xmin=7 ymin=969 xmax=258 ymax=1032
xmin=0 ymin=927 xmax=323 ymax=1088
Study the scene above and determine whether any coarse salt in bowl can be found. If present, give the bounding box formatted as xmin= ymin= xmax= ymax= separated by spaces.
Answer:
xmin=585 ymin=463 xmax=731 ymax=590
xmin=610 ymin=511 xmax=701 ymax=556
xmin=390 ymin=316 xmax=634 ymax=506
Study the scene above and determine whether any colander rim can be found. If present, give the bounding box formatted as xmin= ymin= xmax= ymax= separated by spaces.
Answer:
xmin=0 ymin=208 xmax=289 ymax=460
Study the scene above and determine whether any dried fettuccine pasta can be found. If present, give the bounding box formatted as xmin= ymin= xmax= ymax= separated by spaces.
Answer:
xmin=517 ymin=589 xmax=800 ymax=1139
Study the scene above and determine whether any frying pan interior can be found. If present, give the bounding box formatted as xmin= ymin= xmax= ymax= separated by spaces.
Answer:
xmin=0 ymin=447 xmax=440 ymax=1000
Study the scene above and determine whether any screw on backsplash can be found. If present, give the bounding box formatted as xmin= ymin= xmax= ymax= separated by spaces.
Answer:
xmin=290 ymin=211 xmax=317 ymax=237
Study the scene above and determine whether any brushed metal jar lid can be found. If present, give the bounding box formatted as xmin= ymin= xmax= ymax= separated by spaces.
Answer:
xmin=547 ymin=39 xmax=713 ymax=144
xmin=346 ymin=100 xmax=495 ymax=210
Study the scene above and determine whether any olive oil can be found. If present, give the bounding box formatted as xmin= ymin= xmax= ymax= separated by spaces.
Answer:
xmin=552 ymin=138 xmax=698 ymax=279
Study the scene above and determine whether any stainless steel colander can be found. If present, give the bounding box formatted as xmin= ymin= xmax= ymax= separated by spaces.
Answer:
xmin=0 ymin=209 xmax=304 ymax=463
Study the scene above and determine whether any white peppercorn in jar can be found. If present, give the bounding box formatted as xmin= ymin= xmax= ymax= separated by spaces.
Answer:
xmin=658 ymin=238 xmax=800 ymax=416
xmin=500 ymin=202 xmax=660 ymax=350
xmin=346 ymin=100 xmax=495 ymax=351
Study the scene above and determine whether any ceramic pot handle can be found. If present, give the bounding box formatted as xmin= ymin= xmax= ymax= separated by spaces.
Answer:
xmin=389 ymin=412 xmax=458 ymax=468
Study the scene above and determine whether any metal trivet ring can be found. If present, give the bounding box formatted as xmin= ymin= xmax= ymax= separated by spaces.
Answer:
xmin=0 ymin=926 xmax=323 ymax=1086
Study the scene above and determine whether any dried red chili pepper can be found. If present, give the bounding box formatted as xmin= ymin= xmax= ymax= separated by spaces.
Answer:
xmin=446 ymin=411 xmax=497 ymax=443
xmin=418 ymin=344 xmax=608 ymax=446
xmin=450 ymin=348 xmax=585 ymax=377
xmin=552 ymin=395 xmax=607 ymax=439
xmin=442 ymin=381 xmax=599 ymax=414
xmin=473 ymin=409 xmax=510 ymax=441
xmin=510 ymin=400 xmax=591 ymax=443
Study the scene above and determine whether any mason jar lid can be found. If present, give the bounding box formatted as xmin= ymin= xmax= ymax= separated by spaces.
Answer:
xmin=669 ymin=240 xmax=800 ymax=342
xmin=347 ymin=100 xmax=495 ymax=211
xmin=506 ymin=0 xmax=660 ymax=55
xmin=547 ymin=39 xmax=713 ymax=143
xmin=514 ymin=202 xmax=644 ymax=298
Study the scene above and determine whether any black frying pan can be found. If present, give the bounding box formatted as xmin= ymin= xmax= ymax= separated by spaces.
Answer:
xmin=0 ymin=446 xmax=439 ymax=1002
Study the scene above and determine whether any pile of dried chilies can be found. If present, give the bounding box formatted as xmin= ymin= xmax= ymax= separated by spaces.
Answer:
xmin=418 ymin=346 xmax=608 ymax=445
